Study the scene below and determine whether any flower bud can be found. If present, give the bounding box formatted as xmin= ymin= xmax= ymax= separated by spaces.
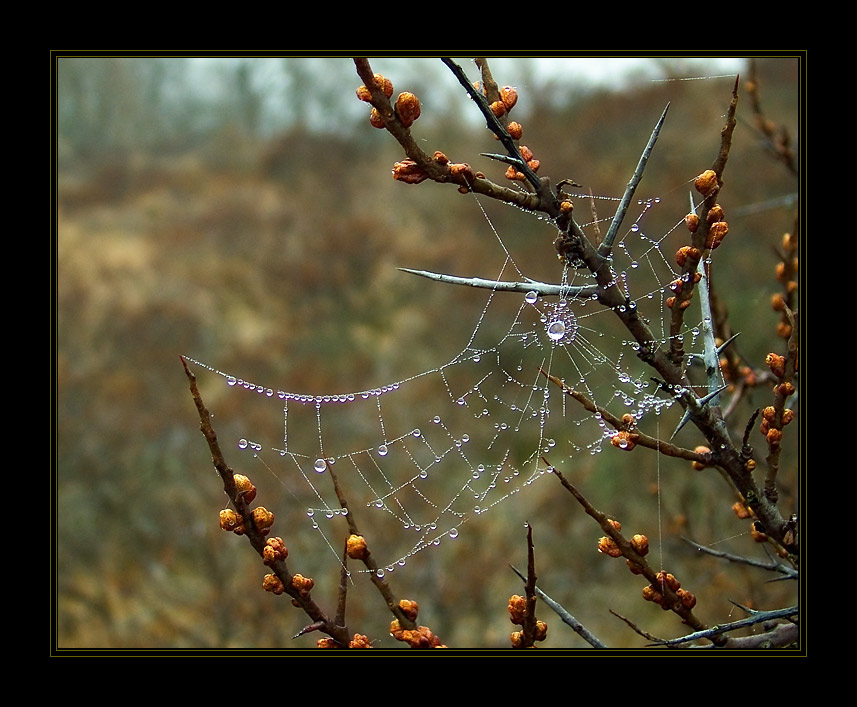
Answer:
xmin=346 ymin=534 xmax=368 ymax=560
xmin=500 ymin=86 xmax=518 ymax=111
xmin=262 ymin=573 xmax=284 ymax=595
xmin=694 ymin=169 xmax=719 ymax=196
xmin=394 ymin=91 xmax=421 ymax=128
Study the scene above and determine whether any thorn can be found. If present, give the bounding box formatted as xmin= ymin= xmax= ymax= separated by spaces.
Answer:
xmin=479 ymin=152 xmax=526 ymax=167
xmin=293 ymin=621 xmax=326 ymax=639
xmin=670 ymin=384 xmax=730 ymax=439
xmin=716 ymin=332 xmax=741 ymax=356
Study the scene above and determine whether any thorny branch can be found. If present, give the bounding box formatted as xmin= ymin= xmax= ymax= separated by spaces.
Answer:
xmin=180 ymin=356 xmax=352 ymax=647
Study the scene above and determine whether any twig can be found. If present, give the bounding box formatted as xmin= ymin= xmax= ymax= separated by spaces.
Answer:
xmin=398 ymin=267 xmax=599 ymax=300
xmin=441 ymin=57 xmax=544 ymax=193
xmin=540 ymin=367 xmax=711 ymax=464
xmin=510 ymin=565 xmax=606 ymax=648
xmin=180 ymin=356 xmax=351 ymax=646
xmin=682 ymin=537 xmax=798 ymax=579
xmin=324 ymin=459 xmax=417 ymax=631
xmin=547 ymin=461 xmax=713 ymax=638
xmin=648 ymin=605 xmax=798 ymax=647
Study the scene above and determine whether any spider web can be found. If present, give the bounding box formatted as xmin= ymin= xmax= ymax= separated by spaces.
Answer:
xmin=185 ymin=186 xmax=719 ymax=579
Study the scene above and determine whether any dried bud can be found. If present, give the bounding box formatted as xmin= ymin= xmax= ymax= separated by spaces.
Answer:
xmin=685 ymin=213 xmax=700 ymax=233
xmin=432 ymin=150 xmax=449 ymax=165
xmin=510 ymin=630 xmax=523 ymax=648
xmin=394 ymin=91 xmax=421 ymax=128
xmin=449 ymin=162 xmax=474 ymax=182
xmin=233 ymin=474 xmax=257 ymax=503
xmin=527 ymin=159 xmax=540 ymax=173
xmin=733 ymin=501 xmax=753 ymax=519
xmin=317 ymin=638 xmax=339 ymax=648
xmin=398 ymin=599 xmax=419 ymax=622
xmin=642 ymin=585 xmax=663 ymax=604
xmin=781 ymin=409 xmax=795 ymax=425
xmin=751 ymin=521 xmax=768 ymax=542
xmin=766 ymin=352 xmax=786 ymax=378
xmin=262 ymin=573 xmax=284 ymax=595
xmin=345 ymin=534 xmax=368 ymax=560
xmin=666 ymin=296 xmax=676 ymax=309
xmin=676 ymin=588 xmax=697 ymax=609
xmin=533 ymin=620 xmax=548 ymax=642
xmin=500 ymin=86 xmax=518 ymax=111
xmin=706 ymin=204 xmax=725 ymax=223
xmin=766 ymin=427 xmax=783 ymax=448
xmin=219 ymin=508 xmax=243 ymax=533
xmin=373 ymin=74 xmax=394 ymax=97
xmin=762 ymin=406 xmax=778 ymax=423
xmin=489 ymin=100 xmax=507 ymax=117
xmin=356 ymin=84 xmax=372 ymax=102
xmin=349 ymin=634 xmax=372 ymax=648
xmin=692 ymin=445 xmax=711 ymax=471
xmin=392 ymin=159 xmax=429 ymax=184
xmin=252 ymin=507 xmax=275 ymax=533
xmin=771 ymin=293 xmax=787 ymax=312
xmin=560 ymin=200 xmax=574 ymax=213
xmin=707 ymin=221 xmax=729 ymax=249
xmin=611 ymin=430 xmax=636 ymax=451
xmin=627 ymin=559 xmax=645 ymax=575
xmin=263 ymin=536 xmax=288 ymax=565
xmin=508 ymin=595 xmax=528 ymax=625
xmin=777 ymin=322 xmax=793 ymax=339
xmin=775 ymin=381 xmax=796 ymax=397
xmin=675 ymin=246 xmax=700 ymax=268
xmin=656 ymin=570 xmax=681 ymax=592
xmin=369 ymin=107 xmax=385 ymax=129
xmin=291 ymin=574 xmax=314 ymax=595
xmin=356 ymin=74 xmax=393 ymax=101
xmin=507 ymin=121 xmax=523 ymax=140
xmin=597 ymin=536 xmax=622 ymax=558
xmin=607 ymin=519 xmax=622 ymax=532
xmin=519 ymin=145 xmax=534 ymax=162
xmin=631 ymin=534 xmax=649 ymax=556
xmin=694 ymin=169 xmax=719 ymax=197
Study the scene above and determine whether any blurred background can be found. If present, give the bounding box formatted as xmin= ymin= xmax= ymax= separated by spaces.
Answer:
xmin=55 ymin=55 xmax=800 ymax=650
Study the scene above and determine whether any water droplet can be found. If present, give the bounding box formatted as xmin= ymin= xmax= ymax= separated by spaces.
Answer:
xmin=547 ymin=320 xmax=566 ymax=341
xmin=448 ymin=528 xmax=459 ymax=539
xmin=412 ymin=428 xmax=421 ymax=437
xmin=525 ymin=290 xmax=538 ymax=304
xmin=226 ymin=376 xmax=237 ymax=386
xmin=314 ymin=458 xmax=327 ymax=473
xmin=378 ymin=444 xmax=388 ymax=457
xmin=238 ymin=439 xmax=248 ymax=449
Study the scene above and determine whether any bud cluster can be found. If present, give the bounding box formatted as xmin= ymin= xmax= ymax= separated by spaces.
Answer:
xmin=356 ymin=73 xmax=422 ymax=132
xmin=390 ymin=619 xmax=445 ymax=648
xmin=642 ymin=571 xmax=697 ymax=611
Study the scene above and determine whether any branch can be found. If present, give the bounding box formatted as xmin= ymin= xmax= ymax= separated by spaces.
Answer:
xmin=648 ymin=605 xmax=798 ymax=647
xmin=398 ymin=267 xmax=598 ymax=300
xmin=682 ymin=537 xmax=798 ymax=579
xmin=180 ymin=356 xmax=351 ymax=647
xmin=510 ymin=565 xmax=607 ymax=648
